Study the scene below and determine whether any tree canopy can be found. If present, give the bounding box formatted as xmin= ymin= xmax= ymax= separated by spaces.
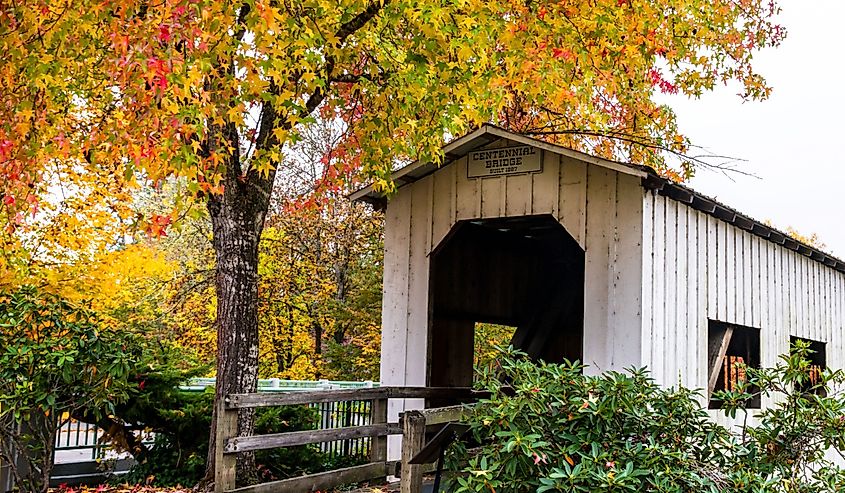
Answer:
xmin=1 ymin=0 xmax=784 ymax=211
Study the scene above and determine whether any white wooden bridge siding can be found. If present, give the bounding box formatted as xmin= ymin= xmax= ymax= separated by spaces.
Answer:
xmin=381 ymin=140 xmax=645 ymax=456
xmin=641 ymin=193 xmax=845 ymax=415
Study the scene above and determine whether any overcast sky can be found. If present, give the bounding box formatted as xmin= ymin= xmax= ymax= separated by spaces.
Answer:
xmin=657 ymin=0 xmax=845 ymax=258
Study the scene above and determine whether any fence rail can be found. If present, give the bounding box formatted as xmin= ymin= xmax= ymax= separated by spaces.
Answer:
xmin=54 ymin=379 xmax=380 ymax=464
xmin=214 ymin=386 xmax=485 ymax=493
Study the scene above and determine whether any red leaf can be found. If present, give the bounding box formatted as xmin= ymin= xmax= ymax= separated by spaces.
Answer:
xmin=158 ymin=24 xmax=171 ymax=43
xmin=537 ymin=6 xmax=547 ymax=20
xmin=552 ymin=48 xmax=574 ymax=61
xmin=3 ymin=195 xmax=14 ymax=206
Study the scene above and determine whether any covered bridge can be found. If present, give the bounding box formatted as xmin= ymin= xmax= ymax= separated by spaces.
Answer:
xmin=351 ymin=124 xmax=845 ymax=450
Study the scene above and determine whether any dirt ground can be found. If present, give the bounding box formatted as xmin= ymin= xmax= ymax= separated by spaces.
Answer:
xmin=341 ymin=481 xmax=399 ymax=493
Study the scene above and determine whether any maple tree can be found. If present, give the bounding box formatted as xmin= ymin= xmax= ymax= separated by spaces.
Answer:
xmin=258 ymin=198 xmax=383 ymax=381
xmin=1 ymin=0 xmax=785 ymax=485
xmin=785 ymin=226 xmax=826 ymax=252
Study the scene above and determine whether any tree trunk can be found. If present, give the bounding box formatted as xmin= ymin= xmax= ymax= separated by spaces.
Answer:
xmin=204 ymin=168 xmax=274 ymax=488
xmin=0 ymin=411 xmax=57 ymax=493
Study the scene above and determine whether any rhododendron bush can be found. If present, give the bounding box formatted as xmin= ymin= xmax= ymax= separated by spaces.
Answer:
xmin=451 ymin=345 xmax=845 ymax=493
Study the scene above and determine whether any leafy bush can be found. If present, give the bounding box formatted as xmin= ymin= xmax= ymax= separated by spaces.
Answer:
xmin=449 ymin=346 xmax=845 ymax=493
xmin=0 ymin=286 xmax=140 ymax=493
xmin=715 ymin=340 xmax=845 ymax=492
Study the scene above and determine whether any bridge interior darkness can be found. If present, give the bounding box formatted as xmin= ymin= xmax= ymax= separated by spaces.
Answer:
xmin=427 ymin=214 xmax=585 ymax=388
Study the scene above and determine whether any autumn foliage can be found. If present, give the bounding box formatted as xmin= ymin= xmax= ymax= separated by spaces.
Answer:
xmin=1 ymin=0 xmax=788 ymax=487
xmin=2 ymin=1 xmax=785 ymax=208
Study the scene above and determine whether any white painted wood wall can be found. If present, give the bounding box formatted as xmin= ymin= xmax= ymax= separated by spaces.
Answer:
xmin=641 ymin=192 xmax=845 ymax=422
xmin=380 ymin=135 xmax=845 ymax=455
xmin=380 ymin=139 xmax=646 ymax=456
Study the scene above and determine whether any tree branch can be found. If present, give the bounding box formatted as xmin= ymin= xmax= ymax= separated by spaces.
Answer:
xmin=524 ymin=128 xmax=753 ymax=177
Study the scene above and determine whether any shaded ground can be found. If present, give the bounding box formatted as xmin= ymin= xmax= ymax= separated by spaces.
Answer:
xmin=341 ymin=481 xmax=399 ymax=493
xmin=49 ymin=479 xmax=407 ymax=493
xmin=51 ymin=487 xmax=193 ymax=493
xmin=49 ymin=482 xmax=400 ymax=493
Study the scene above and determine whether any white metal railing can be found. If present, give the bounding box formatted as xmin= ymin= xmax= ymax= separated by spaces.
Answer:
xmin=54 ymin=379 xmax=380 ymax=464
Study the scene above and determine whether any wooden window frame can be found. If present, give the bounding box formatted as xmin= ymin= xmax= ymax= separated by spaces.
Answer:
xmin=790 ymin=336 xmax=826 ymax=395
xmin=707 ymin=321 xmax=761 ymax=409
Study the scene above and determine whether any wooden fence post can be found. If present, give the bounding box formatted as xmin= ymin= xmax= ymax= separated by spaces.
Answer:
xmin=370 ymin=397 xmax=388 ymax=463
xmin=399 ymin=410 xmax=425 ymax=493
xmin=214 ymin=398 xmax=238 ymax=493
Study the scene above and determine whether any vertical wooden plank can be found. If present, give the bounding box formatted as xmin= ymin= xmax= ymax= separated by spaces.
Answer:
xmin=831 ymin=270 xmax=838 ymax=348
xmin=505 ymin=172 xmax=532 ymax=217
xmin=381 ymin=192 xmax=412 ymax=459
xmin=836 ymin=274 xmax=843 ymax=368
xmin=559 ymin=157 xmax=588 ymax=248
xmin=610 ymin=173 xmax=644 ymax=370
xmin=765 ymin=241 xmax=776 ymax=367
xmin=799 ymin=255 xmax=807 ymax=340
xmin=748 ymin=235 xmax=755 ymax=328
xmin=725 ymin=223 xmax=736 ymax=324
xmin=214 ymin=402 xmax=238 ymax=493
xmin=430 ymin=161 xmax=456 ymax=251
xmin=735 ymin=231 xmax=746 ymax=326
xmin=370 ymin=398 xmax=388 ymax=463
xmin=641 ymin=192 xmax=654 ymax=367
xmin=800 ymin=255 xmax=808 ymax=337
xmin=833 ymin=274 xmax=840 ymax=368
xmin=809 ymin=259 xmax=823 ymax=341
xmin=793 ymin=252 xmax=801 ymax=336
xmin=750 ymin=235 xmax=760 ymax=328
xmin=663 ymin=200 xmax=678 ymax=385
xmin=828 ymin=270 xmax=835 ymax=364
xmin=399 ymin=411 xmax=425 ymax=493
xmin=583 ymin=166 xmax=614 ymax=374
xmin=674 ymin=202 xmax=688 ymax=386
xmin=831 ymin=272 xmax=845 ymax=368
xmin=737 ymin=233 xmax=756 ymax=327
xmin=715 ymin=220 xmax=725 ymax=321
xmin=532 ymin=151 xmax=560 ymax=216
xmin=831 ymin=273 xmax=838 ymax=367
xmin=454 ymin=156 xmax=479 ymax=220
xmin=756 ymin=236 xmax=764 ymax=330
xmin=707 ymin=215 xmax=718 ymax=321
xmin=833 ymin=272 xmax=845 ymax=368
xmin=684 ymin=206 xmax=697 ymax=389
xmin=381 ymin=192 xmax=412 ymax=387
xmin=797 ymin=255 xmax=806 ymax=336
xmin=651 ymin=195 xmax=666 ymax=381
xmin=825 ymin=266 xmax=832 ymax=344
xmin=805 ymin=257 xmax=813 ymax=339
xmin=697 ymin=211 xmax=709 ymax=392
xmin=780 ymin=247 xmax=788 ymax=350
xmin=787 ymin=251 xmax=796 ymax=351
xmin=816 ymin=261 xmax=823 ymax=342
xmin=406 ymin=177 xmax=433 ymax=390
xmin=778 ymin=247 xmax=786 ymax=340
xmin=815 ymin=262 xmax=822 ymax=342
xmin=480 ymin=176 xmax=504 ymax=218
xmin=808 ymin=256 xmax=815 ymax=339
xmin=785 ymin=250 xmax=794 ymax=337
xmin=826 ymin=267 xmax=832 ymax=345
xmin=810 ymin=260 xmax=818 ymax=341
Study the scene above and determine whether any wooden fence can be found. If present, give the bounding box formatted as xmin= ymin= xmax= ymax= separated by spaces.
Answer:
xmin=214 ymin=386 xmax=483 ymax=493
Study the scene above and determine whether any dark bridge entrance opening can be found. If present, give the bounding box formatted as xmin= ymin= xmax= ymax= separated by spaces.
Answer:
xmin=427 ymin=214 xmax=585 ymax=388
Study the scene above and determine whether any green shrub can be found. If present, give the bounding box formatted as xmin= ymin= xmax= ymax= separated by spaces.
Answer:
xmin=0 ymin=286 xmax=139 ymax=493
xmin=450 ymin=346 xmax=845 ymax=493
